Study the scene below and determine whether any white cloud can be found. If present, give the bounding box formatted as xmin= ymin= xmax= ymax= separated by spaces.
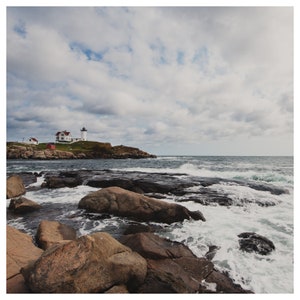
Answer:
xmin=6 ymin=6 xmax=293 ymax=155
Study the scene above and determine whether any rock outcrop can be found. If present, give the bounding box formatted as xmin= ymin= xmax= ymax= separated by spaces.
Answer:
xmin=7 ymin=175 xmax=26 ymax=199
xmin=238 ymin=232 xmax=275 ymax=255
xmin=78 ymin=186 xmax=205 ymax=224
xmin=8 ymin=224 xmax=252 ymax=293
xmin=7 ymin=226 xmax=43 ymax=293
xmin=8 ymin=197 xmax=41 ymax=214
xmin=41 ymin=176 xmax=83 ymax=189
xmin=36 ymin=169 xmax=289 ymax=207
xmin=36 ymin=220 xmax=77 ymax=250
xmin=120 ymin=232 xmax=250 ymax=293
xmin=7 ymin=145 xmax=76 ymax=159
xmin=21 ymin=232 xmax=147 ymax=293
xmin=7 ymin=142 xmax=156 ymax=160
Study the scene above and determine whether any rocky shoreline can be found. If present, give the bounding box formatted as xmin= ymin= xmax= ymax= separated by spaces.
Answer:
xmin=7 ymin=142 xmax=156 ymax=159
xmin=6 ymin=170 xmax=281 ymax=293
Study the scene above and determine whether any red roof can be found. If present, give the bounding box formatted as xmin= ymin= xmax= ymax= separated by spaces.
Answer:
xmin=56 ymin=130 xmax=71 ymax=136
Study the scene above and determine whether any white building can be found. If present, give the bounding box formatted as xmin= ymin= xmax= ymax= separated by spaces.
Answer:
xmin=23 ymin=137 xmax=39 ymax=145
xmin=55 ymin=128 xmax=87 ymax=143
xmin=81 ymin=127 xmax=87 ymax=141
xmin=55 ymin=130 xmax=72 ymax=143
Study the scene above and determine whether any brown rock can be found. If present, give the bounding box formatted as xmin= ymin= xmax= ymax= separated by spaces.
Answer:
xmin=7 ymin=274 xmax=31 ymax=293
xmin=120 ymin=232 xmax=196 ymax=259
xmin=32 ymin=150 xmax=46 ymax=159
xmin=36 ymin=220 xmax=77 ymax=250
xmin=204 ymin=270 xmax=252 ymax=293
xmin=120 ymin=232 xmax=251 ymax=294
xmin=8 ymin=197 xmax=41 ymax=213
xmin=6 ymin=175 xmax=26 ymax=199
xmin=78 ymin=186 xmax=205 ymax=224
xmin=6 ymin=226 xmax=43 ymax=293
xmin=121 ymin=232 xmax=214 ymax=293
xmin=105 ymin=284 xmax=128 ymax=293
xmin=138 ymin=257 xmax=214 ymax=293
xmin=21 ymin=232 xmax=147 ymax=293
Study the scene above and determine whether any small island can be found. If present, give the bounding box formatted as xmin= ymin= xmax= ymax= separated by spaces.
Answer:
xmin=7 ymin=127 xmax=156 ymax=160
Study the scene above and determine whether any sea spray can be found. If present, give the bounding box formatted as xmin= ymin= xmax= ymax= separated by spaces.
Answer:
xmin=7 ymin=156 xmax=293 ymax=293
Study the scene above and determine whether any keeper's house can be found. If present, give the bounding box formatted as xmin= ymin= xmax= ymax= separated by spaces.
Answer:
xmin=55 ymin=127 xmax=87 ymax=143
xmin=55 ymin=130 xmax=72 ymax=143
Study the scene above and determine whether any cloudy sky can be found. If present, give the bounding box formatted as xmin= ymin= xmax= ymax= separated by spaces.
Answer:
xmin=6 ymin=5 xmax=294 ymax=155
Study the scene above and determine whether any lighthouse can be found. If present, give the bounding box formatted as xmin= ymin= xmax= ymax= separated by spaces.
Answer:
xmin=80 ymin=127 xmax=87 ymax=141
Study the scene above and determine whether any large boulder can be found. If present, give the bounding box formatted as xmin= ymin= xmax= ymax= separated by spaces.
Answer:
xmin=36 ymin=220 xmax=77 ymax=250
xmin=238 ymin=232 xmax=275 ymax=255
xmin=8 ymin=197 xmax=41 ymax=214
xmin=21 ymin=232 xmax=147 ymax=293
xmin=6 ymin=175 xmax=26 ymax=199
xmin=140 ymin=257 xmax=214 ymax=293
xmin=6 ymin=226 xmax=43 ymax=293
xmin=78 ymin=186 xmax=205 ymax=224
xmin=120 ymin=232 xmax=251 ymax=293
xmin=120 ymin=232 xmax=196 ymax=259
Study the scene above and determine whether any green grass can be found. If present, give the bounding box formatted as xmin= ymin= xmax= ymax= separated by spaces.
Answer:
xmin=36 ymin=141 xmax=113 ymax=154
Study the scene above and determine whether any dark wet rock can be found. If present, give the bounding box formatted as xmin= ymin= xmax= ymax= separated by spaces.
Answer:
xmin=78 ymin=186 xmax=206 ymax=224
xmin=8 ymin=197 xmax=41 ymax=214
xmin=39 ymin=169 xmax=288 ymax=208
xmin=245 ymin=182 xmax=289 ymax=195
xmin=178 ymin=190 xmax=234 ymax=206
xmin=86 ymin=172 xmax=194 ymax=195
xmin=196 ymin=177 xmax=288 ymax=196
xmin=205 ymin=245 xmax=220 ymax=261
xmin=238 ymin=232 xmax=275 ymax=255
xmin=41 ymin=176 xmax=83 ymax=188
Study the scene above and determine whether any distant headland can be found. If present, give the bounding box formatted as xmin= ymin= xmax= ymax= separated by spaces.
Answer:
xmin=7 ymin=127 xmax=156 ymax=160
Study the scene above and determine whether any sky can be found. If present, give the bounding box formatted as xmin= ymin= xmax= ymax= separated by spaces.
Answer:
xmin=5 ymin=3 xmax=294 ymax=155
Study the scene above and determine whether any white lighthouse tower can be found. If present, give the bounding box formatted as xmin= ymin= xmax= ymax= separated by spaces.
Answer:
xmin=80 ymin=127 xmax=87 ymax=141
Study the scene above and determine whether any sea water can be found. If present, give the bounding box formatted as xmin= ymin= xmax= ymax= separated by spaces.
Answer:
xmin=6 ymin=156 xmax=294 ymax=293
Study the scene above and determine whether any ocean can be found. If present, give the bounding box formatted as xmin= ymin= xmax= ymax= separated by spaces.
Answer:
xmin=6 ymin=156 xmax=294 ymax=293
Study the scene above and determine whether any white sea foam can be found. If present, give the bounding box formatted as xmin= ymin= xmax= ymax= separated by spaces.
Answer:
xmin=6 ymin=156 xmax=293 ymax=293
xmin=22 ymin=185 xmax=99 ymax=204
xmin=114 ymin=162 xmax=293 ymax=187
xmin=158 ymin=196 xmax=293 ymax=293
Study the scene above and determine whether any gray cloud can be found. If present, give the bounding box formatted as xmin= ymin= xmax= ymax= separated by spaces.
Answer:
xmin=6 ymin=6 xmax=293 ymax=155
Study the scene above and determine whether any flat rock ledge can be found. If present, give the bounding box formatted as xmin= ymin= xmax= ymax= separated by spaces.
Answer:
xmin=78 ymin=186 xmax=205 ymax=224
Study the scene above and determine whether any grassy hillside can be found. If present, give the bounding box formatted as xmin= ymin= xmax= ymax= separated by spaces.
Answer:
xmin=36 ymin=141 xmax=113 ymax=154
